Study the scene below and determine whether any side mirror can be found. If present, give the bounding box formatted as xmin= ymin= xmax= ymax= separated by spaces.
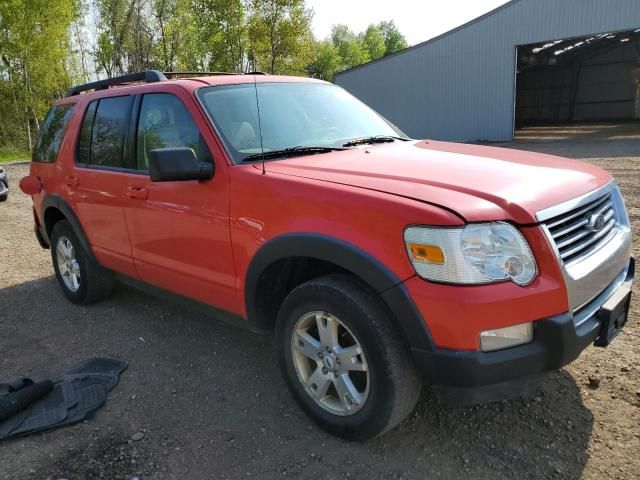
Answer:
xmin=148 ymin=148 xmax=214 ymax=182
xmin=19 ymin=175 xmax=41 ymax=196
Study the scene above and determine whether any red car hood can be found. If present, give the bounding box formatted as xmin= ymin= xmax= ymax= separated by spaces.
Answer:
xmin=266 ymin=140 xmax=611 ymax=224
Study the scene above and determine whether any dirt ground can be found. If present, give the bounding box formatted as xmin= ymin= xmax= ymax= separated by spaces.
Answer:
xmin=0 ymin=122 xmax=638 ymax=480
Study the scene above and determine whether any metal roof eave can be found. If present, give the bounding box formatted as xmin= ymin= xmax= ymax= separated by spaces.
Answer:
xmin=333 ymin=0 xmax=524 ymax=79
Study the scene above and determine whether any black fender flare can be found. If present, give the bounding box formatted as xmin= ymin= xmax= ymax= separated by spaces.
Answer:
xmin=40 ymin=194 xmax=98 ymax=264
xmin=245 ymin=233 xmax=435 ymax=351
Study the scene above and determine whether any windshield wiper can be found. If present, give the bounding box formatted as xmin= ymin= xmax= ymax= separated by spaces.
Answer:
xmin=342 ymin=135 xmax=409 ymax=147
xmin=242 ymin=146 xmax=346 ymax=162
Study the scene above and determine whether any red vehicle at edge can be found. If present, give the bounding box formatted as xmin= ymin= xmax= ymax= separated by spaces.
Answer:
xmin=20 ymin=71 xmax=634 ymax=440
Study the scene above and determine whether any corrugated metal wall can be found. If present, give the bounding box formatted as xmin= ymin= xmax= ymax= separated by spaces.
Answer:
xmin=334 ymin=0 xmax=640 ymax=142
xmin=574 ymin=40 xmax=639 ymax=121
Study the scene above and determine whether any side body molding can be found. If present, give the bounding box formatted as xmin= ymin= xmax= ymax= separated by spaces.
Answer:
xmin=244 ymin=233 xmax=436 ymax=352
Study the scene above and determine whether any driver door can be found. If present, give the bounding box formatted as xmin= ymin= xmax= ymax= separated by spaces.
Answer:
xmin=123 ymin=89 xmax=238 ymax=314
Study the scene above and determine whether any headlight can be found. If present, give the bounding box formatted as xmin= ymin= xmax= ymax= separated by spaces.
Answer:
xmin=404 ymin=222 xmax=537 ymax=286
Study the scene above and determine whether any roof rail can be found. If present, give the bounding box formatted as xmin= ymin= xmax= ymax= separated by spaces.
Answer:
xmin=67 ymin=70 xmax=167 ymax=97
xmin=163 ymin=71 xmax=268 ymax=78
xmin=163 ymin=71 xmax=240 ymax=78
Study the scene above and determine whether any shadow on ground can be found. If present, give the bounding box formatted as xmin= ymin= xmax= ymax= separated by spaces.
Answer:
xmin=0 ymin=277 xmax=594 ymax=479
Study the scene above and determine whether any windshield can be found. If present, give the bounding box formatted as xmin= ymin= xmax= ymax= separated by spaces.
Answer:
xmin=197 ymin=82 xmax=407 ymax=163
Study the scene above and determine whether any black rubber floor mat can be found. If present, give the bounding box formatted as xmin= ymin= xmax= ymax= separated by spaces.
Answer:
xmin=0 ymin=380 xmax=53 ymax=422
xmin=0 ymin=358 xmax=127 ymax=441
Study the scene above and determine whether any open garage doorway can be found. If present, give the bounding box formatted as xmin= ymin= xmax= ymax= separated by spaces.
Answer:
xmin=514 ymin=29 xmax=640 ymax=145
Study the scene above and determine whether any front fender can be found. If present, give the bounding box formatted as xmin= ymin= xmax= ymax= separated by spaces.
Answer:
xmin=244 ymin=233 xmax=436 ymax=351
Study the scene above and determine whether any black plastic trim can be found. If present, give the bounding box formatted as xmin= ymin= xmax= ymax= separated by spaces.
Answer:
xmin=116 ymin=274 xmax=267 ymax=334
xmin=414 ymin=257 xmax=634 ymax=390
xmin=34 ymin=224 xmax=49 ymax=249
xmin=413 ymin=312 xmax=599 ymax=389
xmin=244 ymin=233 xmax=436 ymax=351
xmin=67 ymin=70 xmax=167 ymax=96
xmin=40 ymin=194 xmax=98 ymax=264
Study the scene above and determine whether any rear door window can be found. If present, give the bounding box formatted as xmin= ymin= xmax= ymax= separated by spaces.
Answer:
xmin=76 ymin=96 xmax=132 ymax=168
xmin=91 ymin=96 xmax=131 ymax=168
xmin=33 ymin=104 xmax=75 ymax=163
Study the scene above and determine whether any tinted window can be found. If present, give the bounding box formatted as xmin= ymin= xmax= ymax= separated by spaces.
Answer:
xmin=197 ymin=83 xmax=406 ymax=163
xmin=77 ymin=101 xmax=98 ymax=164
xmin=33 ymin=104 xmax=75 ymax=163
xmin=136 ymin=93 xmax=211 ymax=170
xmin=89 ymin=96 xmax=131 ymax=168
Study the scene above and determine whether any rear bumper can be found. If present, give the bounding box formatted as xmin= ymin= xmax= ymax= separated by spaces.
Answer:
xmin=410 ymin=257 xmax=634 ymax=395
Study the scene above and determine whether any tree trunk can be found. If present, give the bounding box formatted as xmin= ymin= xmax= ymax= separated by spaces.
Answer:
xmin=26 ymin=118 xmax=32 ymax=151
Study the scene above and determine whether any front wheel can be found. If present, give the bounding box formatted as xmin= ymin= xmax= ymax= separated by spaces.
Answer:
xmin=276 ymin=274 xmax=422 ymax=440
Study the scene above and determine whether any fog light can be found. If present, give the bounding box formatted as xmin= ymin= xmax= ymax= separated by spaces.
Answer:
xmin=480 ymin=322 xmax=533 ymax=352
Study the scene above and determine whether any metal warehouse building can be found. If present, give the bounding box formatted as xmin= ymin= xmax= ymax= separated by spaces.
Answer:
xmin=334 ymin=0 xmax=640 ymax=142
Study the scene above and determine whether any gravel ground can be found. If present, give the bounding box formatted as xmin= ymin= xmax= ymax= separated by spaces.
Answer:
xmin=0 ymin=123 xmax=638 ymax=480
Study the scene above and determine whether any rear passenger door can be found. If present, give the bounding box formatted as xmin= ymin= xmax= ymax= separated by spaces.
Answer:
xmin=70 ymin=95 xmax=137 ymax=277
xmin=123 ymin=91 xmax=237 ymax=313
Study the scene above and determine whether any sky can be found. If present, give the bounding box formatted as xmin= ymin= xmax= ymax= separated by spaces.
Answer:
xmin=307 ymin=0 xmax=512 ymax=45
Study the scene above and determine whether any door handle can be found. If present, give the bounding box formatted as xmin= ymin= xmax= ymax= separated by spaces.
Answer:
xmin=64 ymin=176 xmax=79 ymax=189
xmin=127 ymin=186 xmax=148 ymax=200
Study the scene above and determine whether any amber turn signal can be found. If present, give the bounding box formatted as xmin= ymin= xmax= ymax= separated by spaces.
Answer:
xmin=408 ymin=243 xmax=445 ymax=264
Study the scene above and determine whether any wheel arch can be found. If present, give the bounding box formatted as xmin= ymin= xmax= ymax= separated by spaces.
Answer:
xmin=245 ymin=233 xmax=435 ymax=352
xmin=41 ymin=194 xmax=98 ymax=264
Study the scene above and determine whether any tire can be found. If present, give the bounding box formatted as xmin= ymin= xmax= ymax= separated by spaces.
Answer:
xmin=276 ymin=274 xmax=422 ymax=440
xmin=50 ymin=220 xmax=114 ymax=305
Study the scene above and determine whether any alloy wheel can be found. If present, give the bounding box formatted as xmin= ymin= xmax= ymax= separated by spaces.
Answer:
xmin=291 ymin=311 xmax=370 ymax=416
xmin=56 ymin=236 xmax=81 ymax=292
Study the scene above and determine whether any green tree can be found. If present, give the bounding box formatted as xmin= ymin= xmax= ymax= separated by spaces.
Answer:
xmin=190 ymin=0 xmax=248 ymax=72
xmin=331 ymin=24 xmax=368 ymax=70
xmin=0 ymin=0 xmax=78 ymax=149
xmin=94 ymin=0 xmax=136 ymax=77
xmin=378 ymin=20 xmax=407 ymax=55
xmin=249 ymin=0 xmax=314 ymax=75
xmin=154 ymin=0 xmax=180 ymax=71
xmin=128 ymin=0 xmax=155 ymax=72
xmin=94 ymin=0 xmax=159 ymax=76
xmin=360 ymin=25 xmax=385 ymax=61
xmin=306 ymin=39 xmax=339 ymax=80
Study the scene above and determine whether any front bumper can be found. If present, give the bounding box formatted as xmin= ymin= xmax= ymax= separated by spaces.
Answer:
xmin=411 ymin=257 xmax=634 ymax=395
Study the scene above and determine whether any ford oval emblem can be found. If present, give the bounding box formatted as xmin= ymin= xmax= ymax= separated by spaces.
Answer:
xmin=586 ymin=213 xmax=606 ymax=232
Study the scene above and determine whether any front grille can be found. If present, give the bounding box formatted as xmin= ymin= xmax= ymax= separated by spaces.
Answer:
xmin=543 ymin=192 xmax=617 ymax=265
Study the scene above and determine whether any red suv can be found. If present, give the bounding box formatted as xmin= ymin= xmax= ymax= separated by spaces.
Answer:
xmin=20 ymin=71 xmax=634 ymax=440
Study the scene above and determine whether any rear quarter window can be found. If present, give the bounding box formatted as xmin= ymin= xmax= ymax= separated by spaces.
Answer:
xmin=33 ymin=104 xmax=75 ymax=163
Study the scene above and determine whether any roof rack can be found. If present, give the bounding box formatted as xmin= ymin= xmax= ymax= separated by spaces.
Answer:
xmin=67 ymin=70 xmax=167 ymax=97
xmin=163 ymin=71 xmax=240 ymax=78
xmin=66 ymin=69 xmax=270 ymax=97
xmin=163 ymin=71 xmax=268 ymax=78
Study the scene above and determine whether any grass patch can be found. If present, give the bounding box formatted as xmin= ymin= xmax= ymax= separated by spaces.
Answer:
xmin=0 ymin=148 xmax=31 ymax=163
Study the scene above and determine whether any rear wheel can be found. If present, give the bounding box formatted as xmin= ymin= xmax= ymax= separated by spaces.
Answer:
xmin=276 ymin=274 xmax=422 ymax=440
xmin=50 ymin=220 xmax=114 ymax=305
